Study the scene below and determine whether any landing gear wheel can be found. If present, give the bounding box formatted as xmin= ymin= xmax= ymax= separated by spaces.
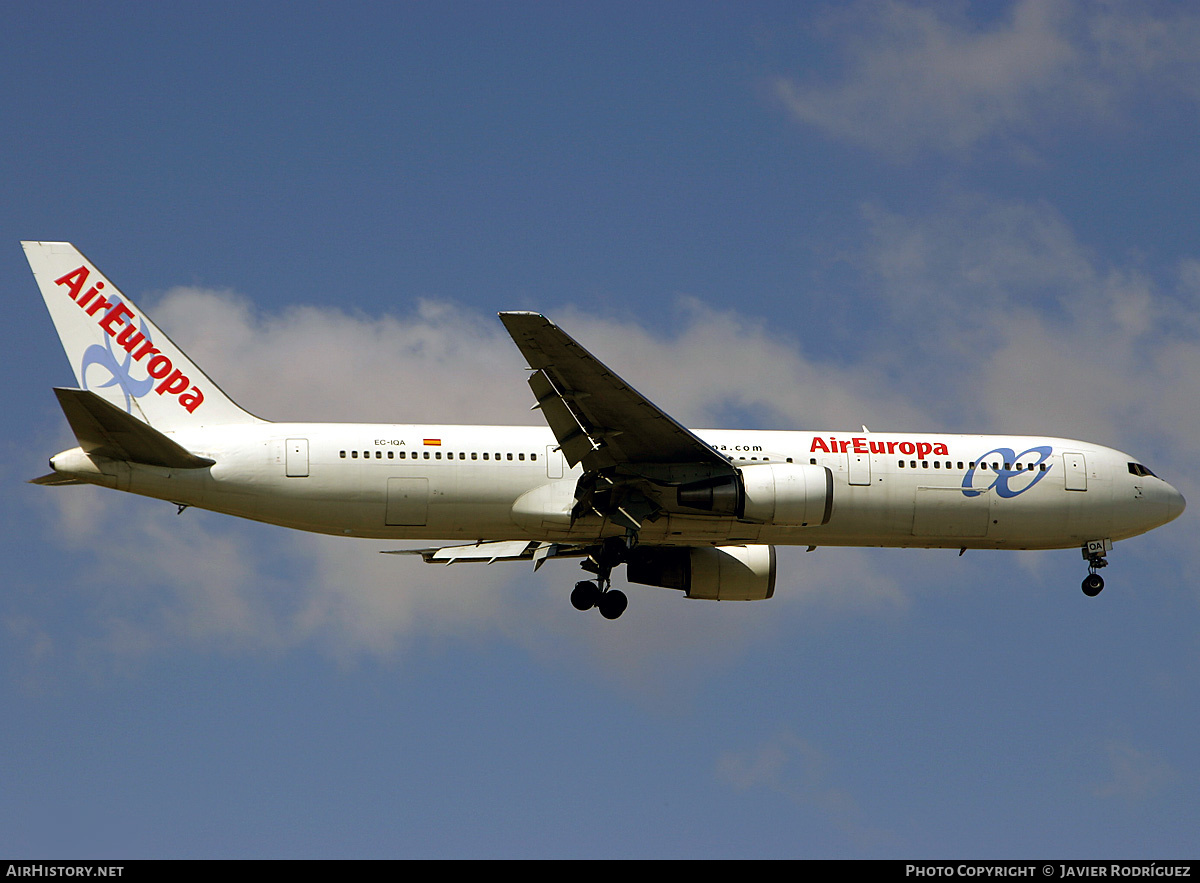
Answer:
xmin=1082 ymin=573 xmax=1104 ymax=597
xmin=571 ymin=580 xmax=600 ymax=611
xmin=597 ymin=589 xmax=628 ymax=620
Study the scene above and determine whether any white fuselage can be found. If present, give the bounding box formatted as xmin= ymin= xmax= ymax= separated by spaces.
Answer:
xmin=53 ymin=423 xmax=1185 ymax=551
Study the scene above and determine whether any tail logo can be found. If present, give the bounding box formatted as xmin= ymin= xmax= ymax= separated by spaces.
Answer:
xmin=55 ymin=266 xmax=206 ymax=414
xmin=79 ymin=299 xmax=154 ymax=412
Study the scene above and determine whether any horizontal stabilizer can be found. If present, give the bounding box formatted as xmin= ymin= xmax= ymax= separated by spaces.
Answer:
xmin=29 ymin=472 xmax=86 ymax=486
xmin=53 ymin=387 xmax=214 ymax=469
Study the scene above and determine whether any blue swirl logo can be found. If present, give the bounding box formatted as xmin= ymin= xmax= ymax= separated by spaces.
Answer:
xmin=962 ymin=446 xmax=1053 ymax=498
xmin=78 ymin=297 xmax=154 ymax=413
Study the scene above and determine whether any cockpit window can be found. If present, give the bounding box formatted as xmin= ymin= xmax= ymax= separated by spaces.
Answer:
xmin=1128 ymin=462 xmax=1158 ymax=478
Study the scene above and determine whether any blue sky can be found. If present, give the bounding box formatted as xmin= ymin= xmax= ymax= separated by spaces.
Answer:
xmin=3 ymin=1 xmax=1199 ymax=858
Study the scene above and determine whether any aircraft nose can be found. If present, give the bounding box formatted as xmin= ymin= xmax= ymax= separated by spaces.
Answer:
xmin=1166 ymin=483 xmax=1186 ymax=523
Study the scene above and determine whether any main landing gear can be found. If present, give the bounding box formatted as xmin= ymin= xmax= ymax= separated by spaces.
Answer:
xmin=571 ymin=536 xmax=632 ymax=620
xmin=1081 ymin=539 xmax=1112 ymax=597
xmin=571 ymin=580 xmax=628 ymax=620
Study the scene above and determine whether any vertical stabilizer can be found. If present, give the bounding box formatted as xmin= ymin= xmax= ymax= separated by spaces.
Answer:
xmin=23 ymin=241 xmax=263 ymax=429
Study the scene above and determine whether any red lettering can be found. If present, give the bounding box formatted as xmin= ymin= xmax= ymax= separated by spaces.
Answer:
xmin=816 ymin=436 xmax=951 ymax=459
xmin=133 ymin=339 xmax=160 ymax=361
xmin=84 ymin=293 xmax=112 ymax=316
xmin=116 ymin=324 xmax=146 ymax=353
xmin=77 ymin=282 xmax=105 ymax=309
xmin=146 ymin=354 xmax=173 ymax=379
xmin=99 ymin=303 xmax=134 ymax=336
xmin=55 ymin=267 xmax=90 ymax=300
xmin=155 ymin=368 xmax=190 ymax=396
xmin=179 ymin=387 xmax=204 ymax=413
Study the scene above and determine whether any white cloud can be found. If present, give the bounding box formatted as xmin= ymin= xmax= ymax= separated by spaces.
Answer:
xmin=854 ymin=194 xmax=1200 ymax=480
xmin=717 ymin=729 xmax=902 ymax=849
xmin=774 ymin=0 xmax=1200 ymax=159
xmin=1091 ymin=740 xmax=1177 ymax=801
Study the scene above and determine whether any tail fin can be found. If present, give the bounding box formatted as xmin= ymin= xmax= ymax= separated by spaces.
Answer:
xmin=23 ymin=241 xmax=263 ymax=429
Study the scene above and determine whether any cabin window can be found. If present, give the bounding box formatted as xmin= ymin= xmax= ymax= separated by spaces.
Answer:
xmin=339 ymin=451 xmax=346 ymax=459
xmin=351 ymin=451 xmax=358 ymax=459
xmin=531 ymin=453 xmax=537 ymax=461
xmin=423 ymin=452 xmax=430 ymax=459
xmin=507 ymin=453 xmax=513 ymax=461
xmin=518 ymin=453 xmax=525 ymax=461
xmin=957 ymin=462 xmax=964 ymax=470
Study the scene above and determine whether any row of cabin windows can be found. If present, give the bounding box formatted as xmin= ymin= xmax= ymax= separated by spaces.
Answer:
xmin=339 ymin=450 xmax=537 ymax=462
xmin=895 ymin=460 xmax=1049 ymax=472
xmin=805 ymin=456 xmax=1049 ymax=473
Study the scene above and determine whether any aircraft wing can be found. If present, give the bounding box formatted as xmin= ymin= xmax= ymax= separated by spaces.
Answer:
xmin=499 ymin=312 xmax=735 ymax=481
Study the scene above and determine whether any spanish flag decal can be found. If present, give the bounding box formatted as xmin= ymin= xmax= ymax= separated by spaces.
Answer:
xmin=423 ymin=438 xmax=442 ymax=446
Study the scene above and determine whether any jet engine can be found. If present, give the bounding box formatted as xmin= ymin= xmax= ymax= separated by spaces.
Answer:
xmin=676 ymin=463 xmax=832 ymax=526
xmin=626 ymin=544 xmax=777 ymax=601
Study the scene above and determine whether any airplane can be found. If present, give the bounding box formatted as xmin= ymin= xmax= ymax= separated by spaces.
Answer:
xmin=23 ymin=241 xmax=1186 ymax=620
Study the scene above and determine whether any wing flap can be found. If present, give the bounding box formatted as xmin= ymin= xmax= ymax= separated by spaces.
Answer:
xmin=382 ymin=540 xmax=587 ymax=566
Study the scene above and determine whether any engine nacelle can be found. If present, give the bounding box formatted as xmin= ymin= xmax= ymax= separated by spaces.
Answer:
xmin=676 ymin=463 xmax=832 ymax=526
xmin=626 ymin=544 xmax=777 ymax=601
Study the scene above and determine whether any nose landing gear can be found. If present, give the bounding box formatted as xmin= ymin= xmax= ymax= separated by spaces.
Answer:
xmin=1081 ymin=539 xmax=1112 ymax=597
xmin=1082 ymin=571 xmax=1104 ymax=596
